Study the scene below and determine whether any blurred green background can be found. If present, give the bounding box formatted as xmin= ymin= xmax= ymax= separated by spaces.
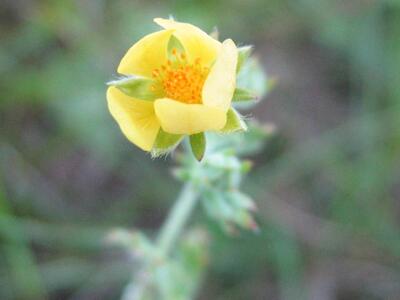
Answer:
xmin=1 ymin=0 xmax=400 ymax=299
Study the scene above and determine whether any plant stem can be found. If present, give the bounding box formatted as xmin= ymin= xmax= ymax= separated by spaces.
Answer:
xmin=122 ymin=177 xmax=199 ymax=300
xmin=157 ymin=182 xmax=199 ymax=256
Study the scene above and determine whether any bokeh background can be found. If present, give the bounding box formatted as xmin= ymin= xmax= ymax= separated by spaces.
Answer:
xmin=1 ymin=0 xmax=400 ymax=299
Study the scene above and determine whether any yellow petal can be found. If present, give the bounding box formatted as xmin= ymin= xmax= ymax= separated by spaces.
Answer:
xmin=118 ymin=30 xmax=174 ymax=77
xmin=202 ymin=39 xmax=238 ymax=112
xmin=154 ymin=98 xmax=227 ymax=135
xmin=154 ymin=18 xmax=220 ymax=66
xmin=107 ymin=87 xmax=160 ymax=151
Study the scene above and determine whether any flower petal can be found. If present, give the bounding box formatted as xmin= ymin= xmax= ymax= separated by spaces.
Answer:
xmin=118 ymin=30 xmax=174 ymax=77
xmin=107 ymin=87 xmax=160 ymax=151
xmin=154 ymin=98 xmax=226 ymax=135
xmin=154 ymin=18 xmax=220 ymax=66
xmin=202 ymin=39 xmax=238 ymax=111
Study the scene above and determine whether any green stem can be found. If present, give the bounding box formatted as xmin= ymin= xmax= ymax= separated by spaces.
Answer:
xmin=122 ymin=169 xmax=199 ymax=300
xmin=157 ymin=183 xmax=199 ymax=256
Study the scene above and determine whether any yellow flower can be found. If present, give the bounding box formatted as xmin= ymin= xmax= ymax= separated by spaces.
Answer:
xmin=107 ymin=18 xmax=238 ymax=152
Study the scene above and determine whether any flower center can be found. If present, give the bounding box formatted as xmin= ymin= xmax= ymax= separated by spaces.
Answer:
xmin=152 ymin=49 xmax=209 ymax=104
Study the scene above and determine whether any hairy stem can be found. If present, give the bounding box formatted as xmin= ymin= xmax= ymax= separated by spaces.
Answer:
xmin=121 ymin=182 xmax=199 ymax=300
xmin=157 ymin=182 xmax=199 ymax=256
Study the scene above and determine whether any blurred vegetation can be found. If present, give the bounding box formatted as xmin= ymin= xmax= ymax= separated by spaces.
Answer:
xmin=1 ymin=0 xmax=400 ymax=299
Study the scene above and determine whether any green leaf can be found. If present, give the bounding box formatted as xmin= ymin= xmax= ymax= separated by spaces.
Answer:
xmin=233 ymin=210 xmax=258 ymax=231
xmin=227 ymin=191 xmax=256 ymax=211
xmin=152 ymin=129 xmax=183 ymax=157
xmin=220 ymin=108 xmax=247 ymax=133
xmin=232 ymin=87 xmax=258 ymax=102
xmin=202 ymin=189 xmax=233 ymax=220
xmin=107 ymin=76 xmax=163 ymax=101
xmin=190 ymin=133 xmax=206 ymax=161
xmin=236 ymin=45 xmax=252 ymax=73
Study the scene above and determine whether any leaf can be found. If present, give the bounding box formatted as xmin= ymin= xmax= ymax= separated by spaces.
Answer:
xmin=233 ymin=210 xmax=259 ymax=231
xmin=232 ymin=87 xmax=257 ymax=102
xmin=152 ymin=128 xmax=183 ymax=157
xmin=107 ymin=76 xmax=163 ymax=101
xmin=202 ymin=188 xmax=233 ymax=220
xmin=189 ymin=133 xmax=206 ymax=161
xmin=236 ymin=45 xmax=252 ymax=74
xmin=226 ymin=191 xmax=256 ymax=211
xmin=220 ymin=108 xmax=247 ymax=133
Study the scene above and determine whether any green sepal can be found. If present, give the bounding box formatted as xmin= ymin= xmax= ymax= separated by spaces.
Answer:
xmin=236 ymin=45 xmax=253 ymax=74
xmin=152 ymin=128 xmax=183 ymax=157
xmin=107 ymin=76 xmax=163 ymax=101
xmin=236 ymin=56 xmax=269 ymax=104
xmin=168 ymin=35 xmax=185 ymax=61
xmin=232 ymin=87 xmax=258 ymax=102
xmin=209 ymin=26 xmax=219 ymax=40
xmin=189 ymin=133 xmax=206 ymax=161
xmin=220 ymin=108 xmax=247 ymax=133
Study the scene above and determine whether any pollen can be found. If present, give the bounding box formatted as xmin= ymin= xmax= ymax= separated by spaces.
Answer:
xmin=152 ymin=50 xmax=209 ymax=104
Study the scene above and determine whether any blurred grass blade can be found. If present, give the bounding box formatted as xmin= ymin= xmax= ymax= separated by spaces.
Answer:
xmin=0 ymin=178 xmax=47 ymax=299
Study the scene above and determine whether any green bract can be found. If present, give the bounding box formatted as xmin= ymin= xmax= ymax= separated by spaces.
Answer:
xmin=108 ymin=76 xmax=163 ymax=101
xmin=220 ymin=108 xmax=247 ymax=133
xmin=189 ymin=133 xmax=206 ymax=161
xmin=152 ymin=129 xmax=183 ymax=157
xmin=236 ymin=45 xmax=253 ymax=73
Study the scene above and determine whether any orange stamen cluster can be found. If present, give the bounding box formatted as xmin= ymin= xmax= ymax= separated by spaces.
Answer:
xmin=152 ymin=49 xmax=209 ymax=104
